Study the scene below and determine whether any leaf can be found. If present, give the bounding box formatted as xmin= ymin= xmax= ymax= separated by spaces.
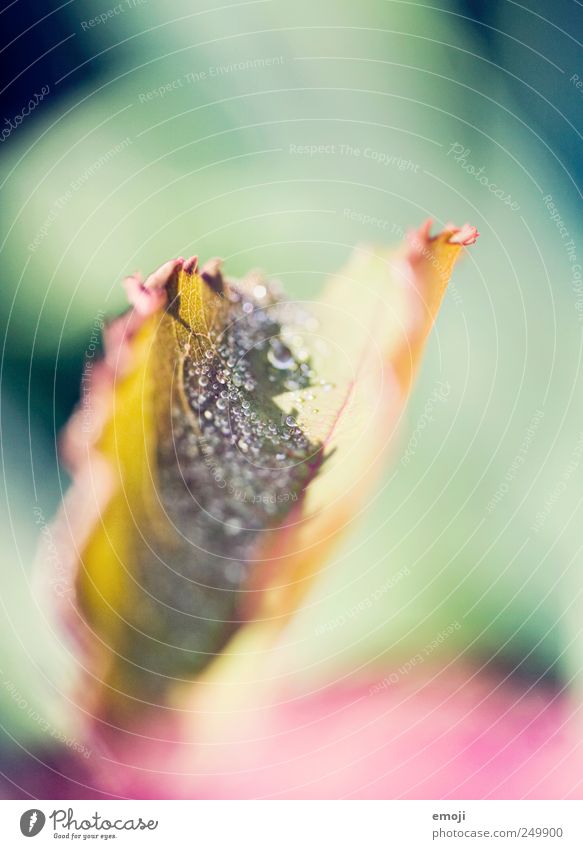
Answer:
xmin=42 ymin=220 xmax=477 ymax=718
xmin=244 ymin=221 xmax=478 ymax=622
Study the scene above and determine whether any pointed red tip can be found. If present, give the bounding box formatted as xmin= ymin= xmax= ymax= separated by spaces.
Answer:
xmin=445 ymin=223 xmax=479 ymax=246
xmin=122 ymin=259 xmax=187 ymax=315
xmin=183 ymin=255 xmax=199 ymax=275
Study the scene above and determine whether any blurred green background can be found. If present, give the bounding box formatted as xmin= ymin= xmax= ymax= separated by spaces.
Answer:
xmin=1 ymin=0 xmax=582 ymax=760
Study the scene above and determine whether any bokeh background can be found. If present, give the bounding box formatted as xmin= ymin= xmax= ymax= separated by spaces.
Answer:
xmin=1 ymin=0 xmax=582 ymax=797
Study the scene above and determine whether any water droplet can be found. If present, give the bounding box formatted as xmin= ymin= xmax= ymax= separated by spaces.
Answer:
xmin=268 ymin=339 xmax=296 ymax=370
xmin=225 ymin=563 xmax=244 ymax=583
xmin=225 ymin=518 xmax=243 ymax=536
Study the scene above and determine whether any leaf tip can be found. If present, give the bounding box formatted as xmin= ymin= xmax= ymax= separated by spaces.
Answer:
xmin=122 ymin=258 xmax=186 ymax=315
xmin=199 ymin=256 xmax=225 ymax=294
xmin=444 ymin=222 xmax=479 ymax=246
xmin=408 ymin=218 xmax=479 ymax=251
xmin=183 ymin=255 xmax=199 ymax=275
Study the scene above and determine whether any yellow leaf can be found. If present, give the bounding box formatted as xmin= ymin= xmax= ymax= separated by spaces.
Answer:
xmin=43 ymin=221 xmax=476 ymax=719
